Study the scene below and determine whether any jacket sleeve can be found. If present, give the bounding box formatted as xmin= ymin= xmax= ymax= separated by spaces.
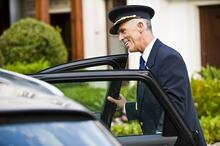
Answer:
xmin=125 ymin=102 xmax=138 ymax=120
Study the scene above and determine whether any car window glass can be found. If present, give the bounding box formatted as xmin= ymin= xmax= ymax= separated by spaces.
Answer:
xmin=111 ymin=80 xmax=164 ymax=137
xmin=54 ymin=81 xmax=109 ymax=114
xmin=53 ymin=79 xmax=164 ymax=137
xmin=0 ymin=121 xmax=120 ymax=146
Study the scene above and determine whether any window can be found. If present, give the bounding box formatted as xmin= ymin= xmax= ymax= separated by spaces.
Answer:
xmin=111 ymin=80 xmax=164 ymax=137
xmin=0 ymin=121 xmax=119 ymax=146
xmin=54 ymin=79 xmax=164 ymax=137
xmin=54 ymin=81 xmax=109 ymax=113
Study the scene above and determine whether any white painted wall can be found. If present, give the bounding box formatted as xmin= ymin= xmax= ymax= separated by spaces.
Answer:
xmin=127 ymin=0 xmax=220 ymax=76
xmin=82 ymin=0 xmax=108 ymax=87
xmin=82 ymin=0 xmax=220 ymax=76
xmin=82 ymin=0 xmax=107 ymax=59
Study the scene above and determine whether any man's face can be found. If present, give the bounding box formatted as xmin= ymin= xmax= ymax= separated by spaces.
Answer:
xmin=117 ymin=19 xmax=141 ymax=52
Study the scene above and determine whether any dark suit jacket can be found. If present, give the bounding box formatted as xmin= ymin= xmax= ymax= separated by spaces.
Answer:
xmin=125 ymin=39 xmax=206 ymax=146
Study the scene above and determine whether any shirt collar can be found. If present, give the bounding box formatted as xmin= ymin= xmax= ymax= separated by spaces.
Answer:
xmin=142 ymin=38 xmax=157 ymax=63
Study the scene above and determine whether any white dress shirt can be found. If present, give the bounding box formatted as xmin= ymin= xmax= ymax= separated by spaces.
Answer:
xmin=123 ymin=38 xmax=157 ymax=113
xmin=142 ymin=37 xmax=157 ymax=65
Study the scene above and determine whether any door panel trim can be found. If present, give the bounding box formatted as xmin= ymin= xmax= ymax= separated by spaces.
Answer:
xmin=118 ymin=135 xmax=177 ymax=146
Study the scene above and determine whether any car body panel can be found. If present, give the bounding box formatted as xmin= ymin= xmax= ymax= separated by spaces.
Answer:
xmin=118 ymin=135 xmax=177 ymax=146
xmin=0 ymin=69 xmax=63 ymax=97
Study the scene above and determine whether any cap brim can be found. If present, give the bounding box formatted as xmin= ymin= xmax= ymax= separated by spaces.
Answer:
xmin=109 ymin=18 xmax=135 ymax=35
xmin=110 ymin=25 xmax=118 ymax=35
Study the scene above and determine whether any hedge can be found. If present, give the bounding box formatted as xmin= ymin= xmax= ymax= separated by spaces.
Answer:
xmin=3 ymin=59 xmax=50 ymax=74
xmin=0 ymin=18 xmax=67 ymax=66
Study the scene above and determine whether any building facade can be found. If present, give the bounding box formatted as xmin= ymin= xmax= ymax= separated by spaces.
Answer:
xmin=0 ymin=0 xmax=220 ymax=76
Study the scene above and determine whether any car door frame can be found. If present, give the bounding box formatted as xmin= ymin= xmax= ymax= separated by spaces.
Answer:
xmin=32 ymin=54 xmax=128 ymax=129
xmin=38 ymin=54 xmax=128 ymax=73
xmin=31 ymin=70 xmax=197 ymax=146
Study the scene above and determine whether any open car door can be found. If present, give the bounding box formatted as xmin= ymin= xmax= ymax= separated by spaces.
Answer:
xmin=32 ymin=54 xmax=127 ymax=128
xmin=32 ymin=70 xmax=198 ymax=146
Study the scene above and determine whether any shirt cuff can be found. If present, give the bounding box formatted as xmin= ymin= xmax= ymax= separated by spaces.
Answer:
xmin=123 ymin=103 xmax=126 ymax=114
xmin=123 ymin=102 xmax=137 ymax=114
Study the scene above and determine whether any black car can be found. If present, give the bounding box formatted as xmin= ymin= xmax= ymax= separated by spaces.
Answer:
xmin=31 ymin=54 xmax=199 ymax=146
xmin=0 ymin=69 xmax=121 ymax=146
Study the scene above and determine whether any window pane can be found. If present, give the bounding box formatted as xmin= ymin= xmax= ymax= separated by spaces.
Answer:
xmin=0 ymin=121 xmax=120 ymax=146
xmin=54 ymin=81 xmax=109 ymax=112
xmin=111 ymin=80 xmax=164 ymax=136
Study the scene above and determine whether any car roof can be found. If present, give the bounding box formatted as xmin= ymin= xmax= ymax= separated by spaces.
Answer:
xmin=0 ymin=69 xmax=63 ymax=96
xmin=0 ymin=69 xmax=89 ymax=113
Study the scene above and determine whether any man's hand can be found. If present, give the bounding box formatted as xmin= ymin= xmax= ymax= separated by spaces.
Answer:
xmin=107 ymin=95 xmax=126 ymax=110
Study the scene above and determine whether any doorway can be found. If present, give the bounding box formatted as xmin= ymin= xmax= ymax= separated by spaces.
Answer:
xmin=0 ymin=0 xmax=10 ymax=35
xmin=199 ymin=5 xmax=220 ymax=68
xmin=50 ymin=13 xmax=71 ymax=60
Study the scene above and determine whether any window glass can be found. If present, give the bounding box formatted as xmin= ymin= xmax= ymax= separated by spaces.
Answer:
xmin=54 ymin=81 xmax=109 ymax=112
xmin=54 ymin=79 xmax=164 ymax=137
xmin=111 ymin=80 xmax=164 ymax=137
xmin=0 ymin=121 xmax=120 ymax=146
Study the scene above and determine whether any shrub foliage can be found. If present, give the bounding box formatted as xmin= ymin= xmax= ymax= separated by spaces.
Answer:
xmin=0 ymin=18 xmax=67 ymax=66
xmin=3 ymin=59 xmax=50 ymax=74
xmin=191 ymin=79 xmax=220 ymax=118
xmin=200 ymin=116 xmax=220 ymax=144
xmin=0 ymin=50 xmax=4 ymax=66
xmin=191 ymin=65 xmax=220 ymax=144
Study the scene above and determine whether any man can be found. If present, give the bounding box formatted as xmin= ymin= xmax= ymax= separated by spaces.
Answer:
xmin=107 ymin=5 xmax=206 ymax=146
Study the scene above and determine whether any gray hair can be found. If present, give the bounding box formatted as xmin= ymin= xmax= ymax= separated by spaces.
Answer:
xmin=143 ymin=19 xmax=152 ymax=32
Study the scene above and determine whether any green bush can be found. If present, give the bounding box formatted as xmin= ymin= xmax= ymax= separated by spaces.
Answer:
xmin=191 ymin=65 xmax=220 ymax=144
xmin=3 ymin=59 xmax=50 ymax=74
xmin=0 ymin=18 xmax=67 ymax=66
xmin=199 ymin=65 xmax=220 ymax=81
xmin=121 ymin=83 xmax=137 ymax=101
xmin=0 ymin=50 xmax=4 ymax=66
xmin=200 ymin=116 xmax=220 ymax=144
xmin=111 ymin=120 xmax=142 ymax=136
xmin=191 ymin=79 xmax=220 ymax=118
xmin=56 ymin=83 xmax=106 ymax=112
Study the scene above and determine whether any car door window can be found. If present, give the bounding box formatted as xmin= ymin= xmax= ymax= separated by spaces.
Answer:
xmin=110 ymin=80 xmax=164 ymax=137
xmin=54 ymin=80 xmax=164 ymax=137
xmin=54 ymin=81 xmax=110 ymax=114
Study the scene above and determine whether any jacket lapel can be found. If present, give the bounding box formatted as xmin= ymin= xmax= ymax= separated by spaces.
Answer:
xmin=137 ymin=39 xmax=162 ymax=118
xmin=146 ymin=39 xmax=162 ymax=69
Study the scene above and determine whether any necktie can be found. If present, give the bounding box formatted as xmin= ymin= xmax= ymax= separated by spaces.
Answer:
xmin=137 ymin=55 xmax=145 ymax=113
xmin=139 ymin=56 xmax=145 ymax=70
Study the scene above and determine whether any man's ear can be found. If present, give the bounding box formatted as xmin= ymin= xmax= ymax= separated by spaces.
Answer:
xmin=137 ymin=21 xmax=144 ymax=33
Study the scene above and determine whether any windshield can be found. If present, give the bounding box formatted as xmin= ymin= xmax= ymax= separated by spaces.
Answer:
xmin=0 ymin=120 xmax=120 ymax=146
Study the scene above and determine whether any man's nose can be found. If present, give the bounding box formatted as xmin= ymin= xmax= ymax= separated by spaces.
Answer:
xmin=119 ymin=33 xmax=124 ymax=41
